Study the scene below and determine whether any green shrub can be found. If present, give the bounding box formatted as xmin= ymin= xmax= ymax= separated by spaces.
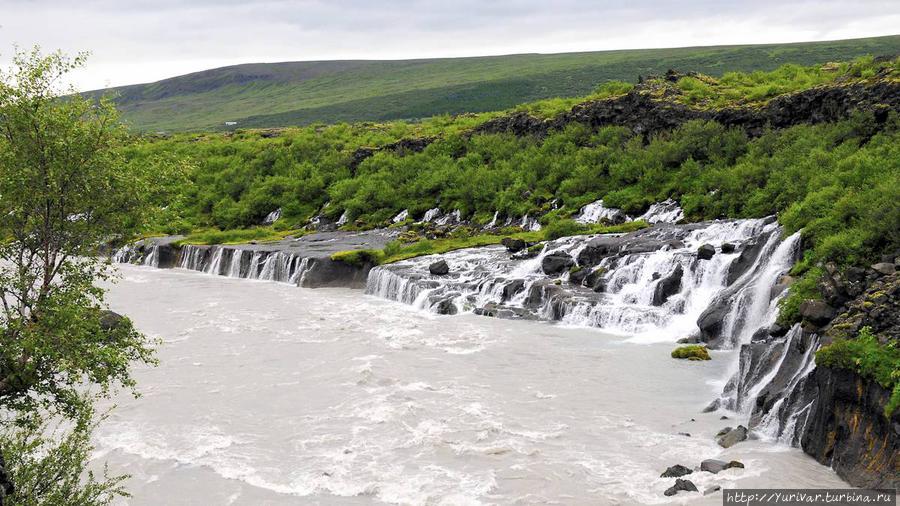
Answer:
xmin=330 ymin=249 xmax=385 ymax=266
xmin=671 ymin=345 xmax=712 ymax=361
xmin=777 ymin=266 xmax=824 ymax=326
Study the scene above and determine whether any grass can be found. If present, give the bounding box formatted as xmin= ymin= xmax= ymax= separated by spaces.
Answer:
xmin=671 ymin=345 xmax=712 ymax=361
xmin=671 ymin=57 xmax=900 ymax=108
xmin=816 ymin=327 xmax=900 ymax=417
xmin=330 ymin=221 xmax=647 ymax=266
xmin=91 ymin=35 xmax=900 ymax=131
xmin=173 ymin=227 xmax=304 ymax=245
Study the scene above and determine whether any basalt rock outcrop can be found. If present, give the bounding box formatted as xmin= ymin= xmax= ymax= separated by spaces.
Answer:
xmin=475 ymin=75 xmax=900 ymax=139
xmin=735 ymin=268 xmax=900 ymax=489
xmin=350 ymin=137 xmax=435 ymax=172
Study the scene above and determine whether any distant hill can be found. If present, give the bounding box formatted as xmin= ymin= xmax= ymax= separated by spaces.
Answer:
xmin=91 ymin=35 xmax=900 ymax=132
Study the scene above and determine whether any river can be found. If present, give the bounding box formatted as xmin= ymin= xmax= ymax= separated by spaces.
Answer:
xmin=94 ymin=264 xmax=847 ymax=505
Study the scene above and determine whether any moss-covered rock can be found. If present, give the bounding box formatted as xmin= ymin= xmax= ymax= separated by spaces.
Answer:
xmin=671 ymin=345 xmax=711 ymax=361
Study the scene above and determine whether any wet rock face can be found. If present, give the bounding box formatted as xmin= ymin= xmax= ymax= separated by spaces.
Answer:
xmin=802 ymin=367 xmax=899 ymax=489
xmin=429 ymin=260 xmax=450 ymax=276
xmin=697 ymin=244 xmax=715 ymax=260
xmin=651 ymin=264 xmax=683 ymax=306
xmin=540 ymin=252 xmax=575 ymax=275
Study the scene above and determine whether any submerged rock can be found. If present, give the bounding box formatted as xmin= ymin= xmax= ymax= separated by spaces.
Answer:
xmin=660 ymin=464 xmax=693 ymax=478
xmin=664 ymin=478 xmax=698 ymax=496
xmin=716 ymin=425 xmax=748 ymax=448
xmin=697 ymin=244 xmax=716 ymax=260
xmin=501 ymin=237 xmax=527 ymax=253
xmin=429 ymin=260 xmax=450 ymax=276
xmin=700 ymin=459 xmax=744 ymax=474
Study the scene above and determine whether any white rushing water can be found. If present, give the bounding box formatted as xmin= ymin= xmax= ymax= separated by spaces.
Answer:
xmin=367 ymin=218 xmax=788 ymax=344
xmin=94 ymin=264 xmax=847 ymax=505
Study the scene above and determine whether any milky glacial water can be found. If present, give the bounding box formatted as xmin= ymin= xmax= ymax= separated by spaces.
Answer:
xmin=94 ymin=265 xmax=847 ymax=505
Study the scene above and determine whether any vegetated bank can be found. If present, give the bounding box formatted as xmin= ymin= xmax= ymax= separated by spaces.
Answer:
xmin=119 ymin=56 xmax=900 ymax=488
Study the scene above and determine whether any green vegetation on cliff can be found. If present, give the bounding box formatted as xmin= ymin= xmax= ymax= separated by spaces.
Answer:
xmin=816 ymin=327 xmax=900 ymax=417
xmin=94 ymin=35 xmax=900 ymax=132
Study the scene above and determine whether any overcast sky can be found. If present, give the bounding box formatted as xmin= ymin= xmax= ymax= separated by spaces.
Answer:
xmin=1 ymin=0 xmax=898 ymax=91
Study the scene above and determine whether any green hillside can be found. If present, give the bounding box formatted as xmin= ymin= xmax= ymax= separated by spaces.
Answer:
xmin=96 ymin=35 xmax=900 ymax=132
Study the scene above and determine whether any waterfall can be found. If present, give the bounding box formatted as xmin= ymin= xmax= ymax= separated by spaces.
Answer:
xmin=575 ymin=200 xmax=628 ymax=224
xmin=419 ymin=208 xmax=442 ymax=223
xmin=365 ymin=218 xmax=792 ymax=342
xmin=636 ymin=199 xmax=684 ymax=224
xmin=392 ymin=209 xmax=409 ymax=223
xmin=262 ymin=208 xmax=282 ymax=225
xmin=485 ymin=211 xmax=499 ymax=228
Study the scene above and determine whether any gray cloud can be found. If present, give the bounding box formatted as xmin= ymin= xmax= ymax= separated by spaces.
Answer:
xmin=0 ymin=0 xmax=897 ymax=89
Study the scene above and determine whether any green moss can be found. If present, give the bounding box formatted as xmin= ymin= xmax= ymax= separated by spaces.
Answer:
xmin=671 ymin=345 xmax=712 ymax=361
xmin=330 ymin=249 xmax=385 ymax=266
xmin=816 ymin=327 xmax=900 ymax=417
xmin=174 ymin=227 xmax=301 ymax=246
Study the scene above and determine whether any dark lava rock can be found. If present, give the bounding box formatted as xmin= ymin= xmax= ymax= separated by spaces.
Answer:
xmin=768 ymin=323 xmax=789 ymax=338
xmin=435 ymin=299 xmax=458 ymax=315
xmin=700 ymin=459 xmax=744 ymax=474
xmin=677 ymin=336 xmax=700 ymax=344
xmin=664 ymin=478 xmax=698 ymax=496
xmin=802 ymin=365 xmax=899 ymax=489
xmin=501 ymin=237 xmax=528 ymax=253
xmin=726 ymin=236 xmax=768 ymax=285
xmin=721 ymin=243 xmax=736 ymax=254
xmin=502 ymin=279 xmax=526 ymax=301
xmin=429 ymin=260 xmax=450 ymax=276
xmin=541 ymin=252 xmax=575 ymax=275
xmin=697 ymin=244 xmax=716 ymax=260
xmin=569 ymin=266 xmax=589 ymax=286
xmin=799 ymin=300 xmax=835 ymax=327
xmin=660 ymin=464 xmax=693 ymax=478
xmin=716 ymin=425 xmax=748 ymax=448
xmin=652 ymin=264 xmax=683 ymax=306
xmin=872 ymin=262 xmax=896 ymax=276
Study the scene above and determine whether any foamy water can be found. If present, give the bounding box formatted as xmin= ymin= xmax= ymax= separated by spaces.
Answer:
xmin=94 ymin=264 xmax=847 ymax=505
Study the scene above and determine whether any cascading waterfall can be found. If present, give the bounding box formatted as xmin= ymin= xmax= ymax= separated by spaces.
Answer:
xmin=133 ymin=244 xmax=316 ymax=287
xmin=365 ymin=218 xmax=791 ymax=344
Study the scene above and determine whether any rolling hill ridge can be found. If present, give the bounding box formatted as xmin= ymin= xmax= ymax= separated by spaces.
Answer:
xmin=93 ymin=35 xmax=900 ymax=132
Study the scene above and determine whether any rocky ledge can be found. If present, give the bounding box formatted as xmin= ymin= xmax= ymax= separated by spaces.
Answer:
xmin=113 ymin=229 xmax=396 ymax=289
xmin=475 ymin=74 xmax=900 ymax=139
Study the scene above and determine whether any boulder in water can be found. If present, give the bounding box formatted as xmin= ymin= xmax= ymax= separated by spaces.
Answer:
xmin=671 ymin=345 xmax=711 ymax=360
xmin=721 ymin=242 xmax=736 ymax=254
xmin=704 ymin=485 xmax=722 ymax=495
xmin=716 ymin=425 xmax=748 ymax=448
xmin=99 ymin=310 xmax=126 ymax=331
xmin=660 ymin=464 xmax=693 ymax=478
xmin=697 ymin=244 xmax=716 ymax=260
xmin=435 ymin=298 xmax=458 ymax=315
xmin=501 ymin=237 xmax=527 ymax=253
xmin=652 ymin=264 xmax=683 ymax=306
xmin=701 ymin=459 xmax=744 ymax=473
xmin=541 ymin=252 xmax=575 ymax=275
xmin=429 ymin=259 xmax=450 ymax=276
xmin=664 ymin=478 xmax=698 ymax=496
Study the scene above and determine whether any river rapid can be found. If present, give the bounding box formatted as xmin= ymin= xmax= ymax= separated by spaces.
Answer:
xmin=94 ymin=264 xmax=847 ymax=505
